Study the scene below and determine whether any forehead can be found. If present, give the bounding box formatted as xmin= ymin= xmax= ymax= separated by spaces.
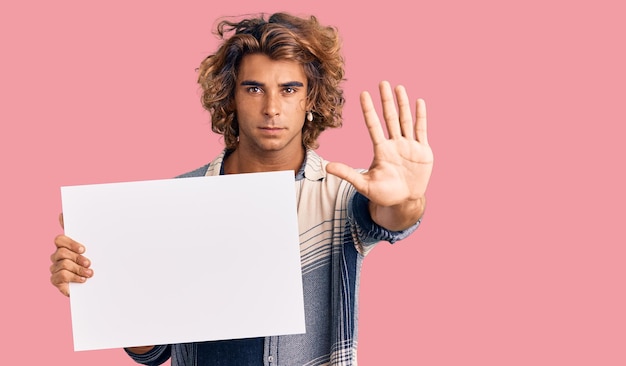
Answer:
xmin=237 ymin=54 xmax=307 ymax=83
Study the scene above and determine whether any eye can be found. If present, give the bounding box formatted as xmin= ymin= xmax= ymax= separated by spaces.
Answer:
xmin=283 ymin=87 xmax=297 ymax=94
xmin=247 ymin=86 xmax=262 ymax=94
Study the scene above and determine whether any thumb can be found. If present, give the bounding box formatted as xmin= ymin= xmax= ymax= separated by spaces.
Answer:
xmin=58 ymin=212 xmax=64 ymax=230
xmin=326 ymin=162 xmax=367 ymax=192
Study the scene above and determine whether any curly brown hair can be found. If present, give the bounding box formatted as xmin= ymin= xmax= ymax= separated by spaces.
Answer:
xmin=197 ymin=12 xmax=345 ymax=150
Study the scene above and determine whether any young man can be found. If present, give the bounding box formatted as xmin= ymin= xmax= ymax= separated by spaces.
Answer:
xmin=49 ymin=12 xmax=433 ymax=366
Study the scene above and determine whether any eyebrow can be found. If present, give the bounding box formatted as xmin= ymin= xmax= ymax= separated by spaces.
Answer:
xmin=240 ymin=80 xmax=305 ymax=87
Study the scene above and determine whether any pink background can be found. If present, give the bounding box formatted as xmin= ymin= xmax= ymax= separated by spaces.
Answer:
xmin=1 ymin=0 xmax=624 ymax=365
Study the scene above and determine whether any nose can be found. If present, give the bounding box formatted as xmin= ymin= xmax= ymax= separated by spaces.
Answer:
xmin=263 ymin=92 xmax=280 ymax=117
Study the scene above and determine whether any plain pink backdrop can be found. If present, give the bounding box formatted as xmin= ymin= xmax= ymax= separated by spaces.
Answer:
xmin=1 ymin=0 xmax=624 ymax=365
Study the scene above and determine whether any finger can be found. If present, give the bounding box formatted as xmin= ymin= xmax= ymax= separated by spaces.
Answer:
xmin=379 ymin=81 xmax=402 ymax=139
xmin=53 ymin=234 xmax=85 ymax=255
xmin=395 ymin=85 xmax=414 ymax=140
xmin=51 ymin=235 xmax=91 ymax=270
xmin=50 ymin=246 xmax=92 ymax=269
xmin=50 ymin=256 xmax=93 ymax=278
xmin=53 ymin=280 xmax=70 ymax=297
xmin=58 ymin=212 xmax=64 ymax=229
xmin=414 ymin=98 xmax=428 ymax=144
xmin=360 ymin=91 xmax=385 ymax=145
xmin=326 ymin=162 xmax=368 ymax=194
xmin=50 ymin=268 xmax=89 ymax=297
xmin=49 ymin=246 xmax=94 ymax=297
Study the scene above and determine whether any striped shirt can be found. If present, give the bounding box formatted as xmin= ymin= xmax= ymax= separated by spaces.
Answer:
xmin=127 ymin=149 xmax=419 ymax=366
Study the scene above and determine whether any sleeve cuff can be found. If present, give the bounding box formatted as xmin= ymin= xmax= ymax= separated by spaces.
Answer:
xmin=350 ymin=192 xmax=421 ymax=245
xmin=124 ymin=345 xmax=171 ymax=365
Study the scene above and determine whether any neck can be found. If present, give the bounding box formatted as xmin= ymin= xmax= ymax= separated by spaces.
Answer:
xmin=224 ymin=145 xmax=305 ymax=175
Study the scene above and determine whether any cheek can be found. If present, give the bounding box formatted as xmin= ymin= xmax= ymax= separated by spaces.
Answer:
xmin=298 ymin=98 xmax=308 ymax=111
xmin=234 ymin=98 xmax=255 ymax=116
xmin=289 ymin=98 xmax=307 ymax=114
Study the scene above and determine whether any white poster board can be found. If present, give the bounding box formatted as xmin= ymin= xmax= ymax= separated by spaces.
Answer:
xmin=61 ymin=171 xmax=305 ymax=351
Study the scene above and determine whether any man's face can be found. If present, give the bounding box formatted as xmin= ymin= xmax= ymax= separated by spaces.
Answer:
xmin=234 ymin=53 xmax=308 ymax=155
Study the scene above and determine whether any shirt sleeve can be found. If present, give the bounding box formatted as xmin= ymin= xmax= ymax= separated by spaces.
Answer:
xmin=124 ymin=345 xmax=171 ymax=366
xmin=348 ymin=191 xmax=421 ymax=248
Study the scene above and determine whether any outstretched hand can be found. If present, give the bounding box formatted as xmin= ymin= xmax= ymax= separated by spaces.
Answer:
xmin=326 ymin=81 xmax=433 ymax=229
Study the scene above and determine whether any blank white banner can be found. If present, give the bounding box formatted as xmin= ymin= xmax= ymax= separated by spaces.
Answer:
xmin=61 ymin=171 xmax=305 ymax=351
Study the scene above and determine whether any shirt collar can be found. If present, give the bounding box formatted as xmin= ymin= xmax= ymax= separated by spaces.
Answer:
xmin=208 ymin=148 xmax=326 ymax=181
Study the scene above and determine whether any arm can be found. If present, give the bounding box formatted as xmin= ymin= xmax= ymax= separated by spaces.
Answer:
xmin=327 ymin=81 xmax=433 ymax=231
xmin=368 ymin=195 xmax=425 ymax=232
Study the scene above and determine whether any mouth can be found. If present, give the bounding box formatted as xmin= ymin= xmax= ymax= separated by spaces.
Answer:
xmin=258 ymin=126 xmax=284 ymax=135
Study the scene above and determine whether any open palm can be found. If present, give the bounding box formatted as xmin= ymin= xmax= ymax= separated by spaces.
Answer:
xmin=327 ymin=81 xmax=433 ymax=208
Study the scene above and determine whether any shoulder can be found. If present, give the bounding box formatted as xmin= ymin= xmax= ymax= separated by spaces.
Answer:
xmin=175 ymin=164 xmax=211 ymax=178
xmin=174 ymin=150 xmax=228 ymax=178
